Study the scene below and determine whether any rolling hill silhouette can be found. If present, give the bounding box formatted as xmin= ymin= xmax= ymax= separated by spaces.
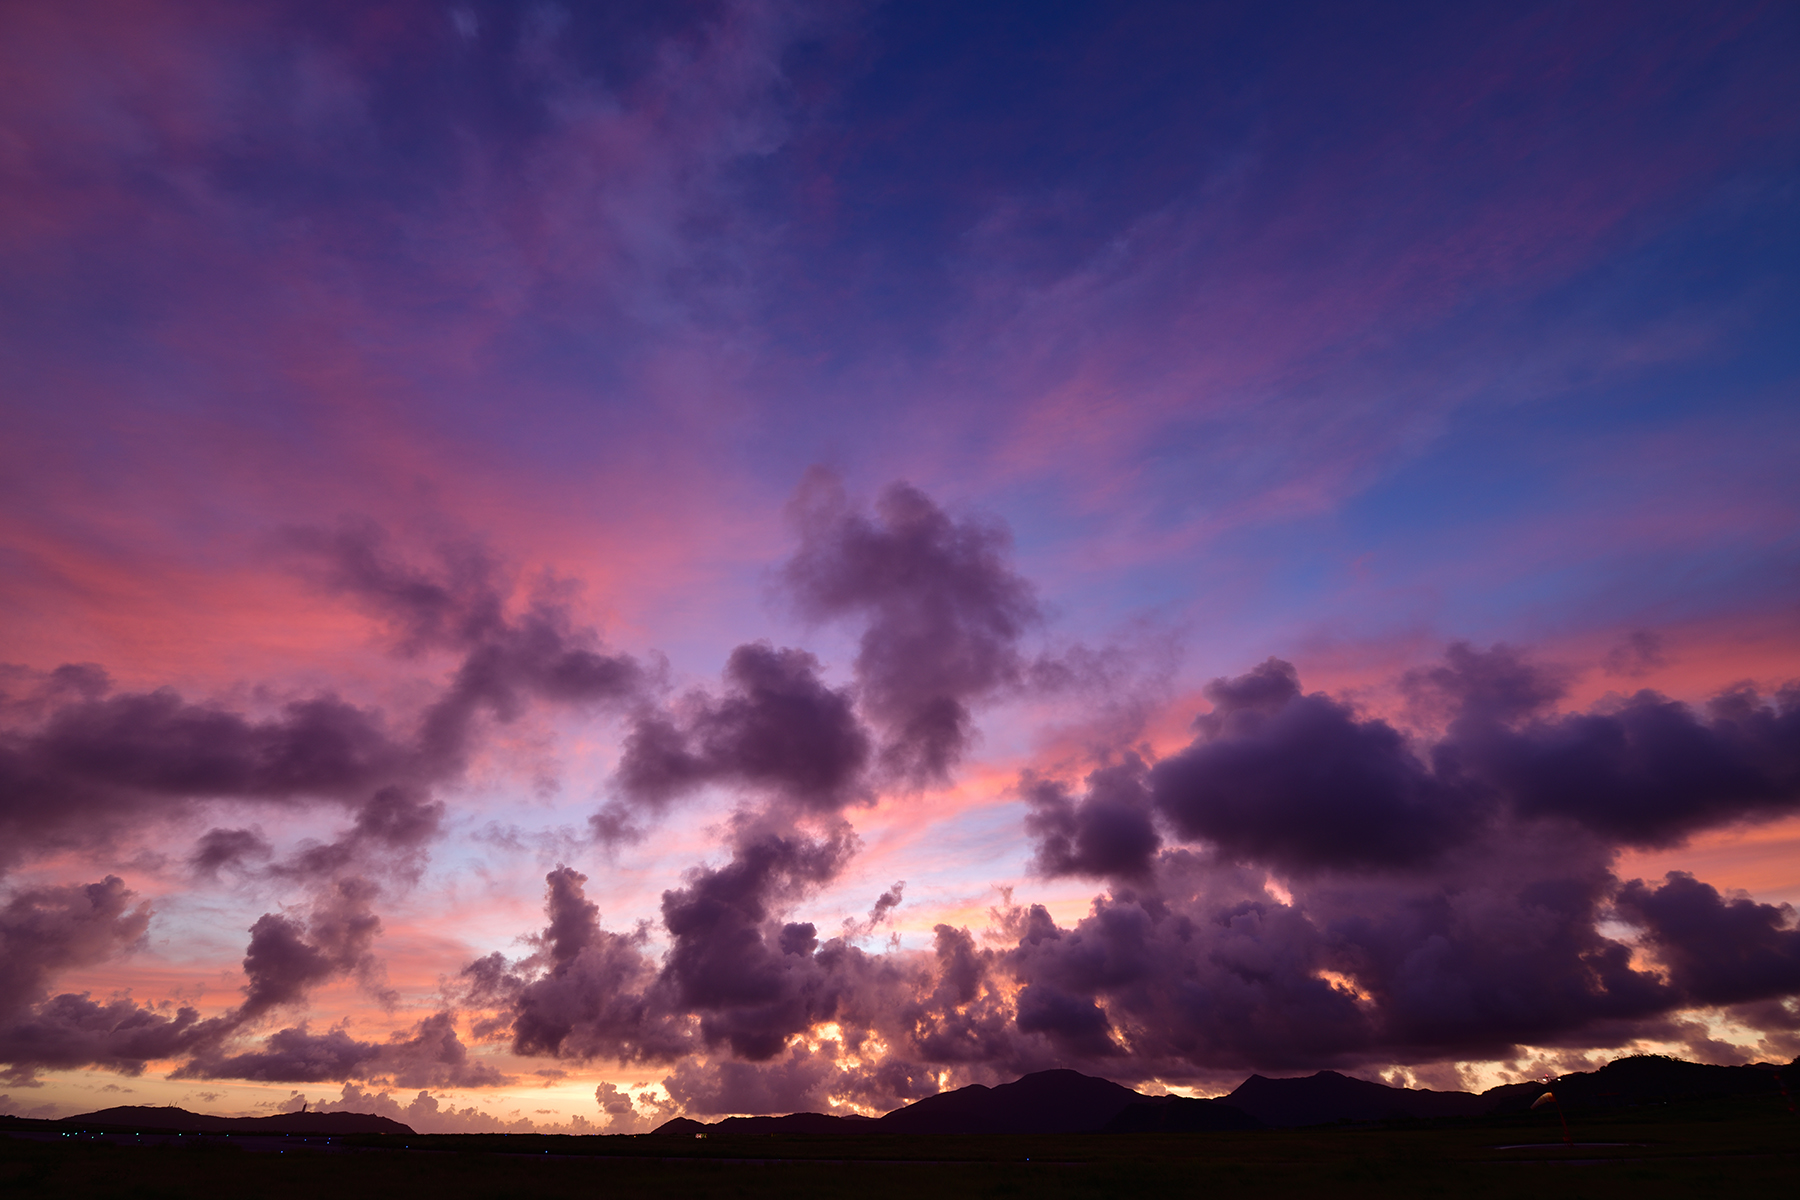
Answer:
xmin=653 ymin=1068 xmax=1259 ymax=1136
xmin=34 ymin=1053 xmax=1791 ymax=1140
xmin=878 ymin=1069 xmax=1173 ymax=1135
xmin=1483 ymin=1054 xmax=1795 ymax=1114
xmin=1220 ymin=1070 xmax=1491 ymax=1126
xmin=653 ymin=1111 xmax=878 ymax=1136
xmin=57 ymin=1105 xmax=412 ymax=1135
xmin=654 ymin=1054 xmax=1798 ymax=1136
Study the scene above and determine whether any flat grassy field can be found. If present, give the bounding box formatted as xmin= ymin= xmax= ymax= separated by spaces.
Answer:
xmin=5 ymin=1096 xmax=1795 ymax=1199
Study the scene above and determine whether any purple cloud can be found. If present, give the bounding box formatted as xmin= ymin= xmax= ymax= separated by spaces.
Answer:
xmin=783 ymin=473 xmax=1040 ymax=786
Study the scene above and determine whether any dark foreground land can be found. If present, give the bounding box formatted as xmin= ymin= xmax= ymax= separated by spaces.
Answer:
xmin=4 ymin=1095 xmax=1797 ymax=1200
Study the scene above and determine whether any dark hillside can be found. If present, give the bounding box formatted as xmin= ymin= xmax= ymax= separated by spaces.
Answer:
xmin=1224 ymin=1070 xmax=1489 ymax=1127
xmin=875 ymin=1068 xmax=1145 ymax=1135
xmin=1485 ymin=1054 xmax=1797 ymax=1113
xmin=58 ymin=1106 xmax=412 ymax=1135
xmin=711 ymin=1112 xmax=878 ymax=1135
xmin=646 ymin=1054 xmax=1800 ymax=1137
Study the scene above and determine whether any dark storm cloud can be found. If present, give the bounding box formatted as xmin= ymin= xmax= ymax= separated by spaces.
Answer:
xmin=982 ymin=639 xmax=1797 ymax=1076
xmin=659 ymin=825 xmax=860 ymax=1060
xmin=5 ymin=488 xmax=1047 ymax=1090
xmin=349 ymin=785 xmax=446 ymax=850
xmin=273 ymin=786 xmax=446 ymax=884
xmin=1023 ymin=756 xmax=1160 ymax=880
xmin=459 ymin=839 xmax=1694 ymax=1105
xmin=414 ymin=608 xmax=643 ymax=774
xmin=172 ymin=1010 xmax=509 ymax=1087
xmin=0 ymin=520 xmax=661 ymax=1085
xmin=993 ymin=839 xmax=1685 ymax=1074
xmin=465 ymin=860 xmax=1031 ymax=1101
xmin=173 ymin=1024 xmax=382 ymax=1083
xmin=3 ymin=525 xmax=644 ymax=874
xmin=621 ymin=913 xmax=1069 ymax=1114
xmin=148 ymin=791 xmax=447 ymax=1084
xmin=1398 ymin=644 xmax=1800 ymax=845
xmin=453 ymin=636 xmax=1799 ymax=1107
xmin=661 ymin=1044 xmax=841 ymax=1116
xmin=37 ymin=692 xmax=408 ymax=795
xmin=868 ymin=882 xmax=904 ymax=925
xmin=841 ymin=880 xmax=906 ymax=941
xmin=986 ymin=648 xmax=1799 ymax=1073
xmin=0 ymin=686 xmax=412 ymax=867
xmin=189 ymin=827 xmax=273 ymax=878
xmin=0 ymin=874 xmax=415 ymax=1086
xmin=1013 ymin=983 xmax=1123 ymax=1059
xmin=0 ymin=878 xmax=221 ymax=1084
xmin=1447 ymin=682 xmax=1800 ymax=848
xmin=12 ymin=486 xmax=1799 ymax=1099
xmin=615 ymin=642 xmax=870 ymax=812
xmin=470 ymin=837 xmax=872 ymax=1066
xmin=290 ymin=522 xmax=644 ymax=773
xmin=1318 ymin=865 xmax=1671 ymax=1057
xmin=997 ymin=865 xmax=1369 ymax=1073
xmin=470 ymin=866 xmax=689 ymax=1065
xmin=465 ymin=478 xmax=1054 ymax=1090
xmin=1150 ymin=659 xmax=1472 ymax=872
xmin=288 ymin=521 xmax=512 ymax=655
xmin=485 ymin=644 xmax=1797 ymax=1104
xmin=0 ymin=878 xmax=149 ymax=1021
xmin=781 ymin=472 xmax=1039 ymax=785
xmin=165 ymin=878 xmax=513 ymax=1085
xmin=901 ymin=647 xmax=1796 ymax=1084
xmin=1616 ymin=872 xmax=1800 ymax=1006
xmin=1142 ymin=649 xmax=1800 ymax=876
xmin=238 ymin=877 xmax=389 ymax=1019
xmin=0 ymin=993 xmax=217 ymax=1087
xmin=236 ymin=914 xmax=340 ymax=1018
xmin=1405 ymin=641 xmax=1569 ymax=727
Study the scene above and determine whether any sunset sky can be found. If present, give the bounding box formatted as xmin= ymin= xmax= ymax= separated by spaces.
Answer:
xmin=2 ymin=0 xmax=1797 ymax=1132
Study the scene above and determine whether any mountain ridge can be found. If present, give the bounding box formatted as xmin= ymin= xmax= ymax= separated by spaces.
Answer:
xmin=655 ymin=1053 xmax=1799 ymax=1136
xmin=27 ymin=1052 xmax=1792 ymax=1139
xmin=52 ymin=1105 xmax=413 ymax=1135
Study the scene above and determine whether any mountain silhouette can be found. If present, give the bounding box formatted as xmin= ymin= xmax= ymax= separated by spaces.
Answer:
xmin=1224 ymin=1055 xmax=1798 ymax=1126
xmin=875 ymin=1069 xmax=1151 ymax=1135
xmin=59 ymin=1105 xmax=413 ymax=1135
xmin=1222 ymin=1071 xmax=1490 ymax=1127
xmin=679 ymin=1112 xmax=878 ymax=1135
xmin=654 ymin=1068 xmax=1257 ymax=1136
xmin=1484 ymin=1054 xmax=1794 ymax=1114
xmin=653 ymin=1053 xmax=1799 ymax=1136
